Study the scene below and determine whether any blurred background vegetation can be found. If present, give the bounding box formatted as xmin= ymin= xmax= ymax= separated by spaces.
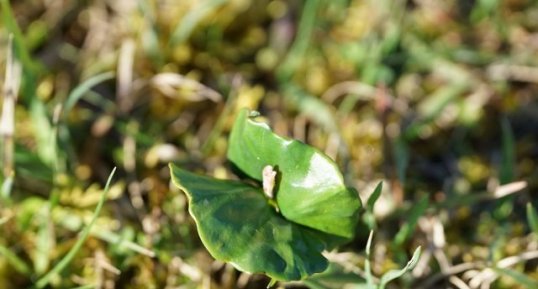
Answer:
xmin=0 ymin=0 xmax=537 ymax=288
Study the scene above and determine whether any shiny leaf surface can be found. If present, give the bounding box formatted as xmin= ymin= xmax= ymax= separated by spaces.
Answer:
xmin=227 ymin=109 xmax=361 ymax=240
xmin=170 ymin=164 xmax=328 ymax=281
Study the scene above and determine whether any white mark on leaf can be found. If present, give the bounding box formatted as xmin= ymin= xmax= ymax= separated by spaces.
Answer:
xmin=262 ymin=165 xmax=277 ymax=199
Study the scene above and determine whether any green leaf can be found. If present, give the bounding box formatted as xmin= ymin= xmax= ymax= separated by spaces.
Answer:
xmin=170 ymin=165 xmax=328 ymax=281
xmin=492 ymin=267 xmax=538 ymax=289
xmin=227 ymin=109 xmax=361 ymax=241
xmin=378 ymin=246 xmax=421 ymax=289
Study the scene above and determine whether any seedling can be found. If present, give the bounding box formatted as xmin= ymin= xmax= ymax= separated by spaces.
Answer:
xmin=169 ymin=109 xmax=361 ymax=281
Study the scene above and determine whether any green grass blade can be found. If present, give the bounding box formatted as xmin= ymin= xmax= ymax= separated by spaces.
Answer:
xmin=362 ymin=161 xmax=383 ymax=230
xmin=169 ymin=0 xmax=227 ymax=45
xmin=393 ymin=137 xmax=409 ymax=186
xmin=276 ymin=0 xmax=320 ymax=81
xmin=34 ymin=209 xmax=53 ymax=274
xmin=267 ymin=278 xmax=277 ymax=288
xmin=1 ymin=175 xmax=14 ymax=200
xmin=303 ymin=262 xmax=366 ymax=289
xmin=303 ymin=280 xmax=328 ymax=289
xmin=367 ymin=182 xmax=383 ymax=212
xmin=283 ymin=85 xmax=338 ymax=133
xmin=200 ymin=82 xmax=232 ymax=155
xmin=30 ymin=100 xmax=55 ymax=166
xmin=0 ymin=244 xmax=32 ymax=275
xmin=92 ymin=229 xmax=155 ymax=257
xmin=492 ymin=267 xmax=538 ymax=289
xmin=527 ymin=203 xmax=538 ymax=236
xmin=0 ymin=0 xmax=56 ymax=174
xmin=364 ymin=230 xmax=375 ymax=289
xmin=378 ymin=246 xmax=421 ymax=289
xmin=35 ymin=167 xmax=117 ymax=289
xmin=56 ymin=72 xmax=114 ymax=174
xmin=394 ymin=195 xmax=428 ymax=246
xmin=0 ymin=0 xmax=42 ymax=73
xmin=404 ymin=83 xmax=468 ymax=140
xmin=0 ymin=0 xmax=56 ymax=173
xmin=417 ymin=84 xmax=467 ymax=122
xmin=63 ymin=72 xmax=115 ymax=118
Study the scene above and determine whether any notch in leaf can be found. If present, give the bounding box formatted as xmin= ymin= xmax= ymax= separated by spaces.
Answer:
xmin=169 ymin=109 xmax=361 ymax=281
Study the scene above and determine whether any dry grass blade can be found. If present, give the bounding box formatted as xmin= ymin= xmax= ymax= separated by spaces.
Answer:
xmin=151 ymin=73 xmax=222 ymax=102
xmin=117 ymin=39 xmax=136 ymax=114
xmin=0 ymin=35 xmax=21 ymax=179
xmin=492 ymin=181 xmax=527 ymax=198
xmin=488 ymin=64 xmax=538 ymax=83
xmin=321 ymin=81 xmax=377 ymax=104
